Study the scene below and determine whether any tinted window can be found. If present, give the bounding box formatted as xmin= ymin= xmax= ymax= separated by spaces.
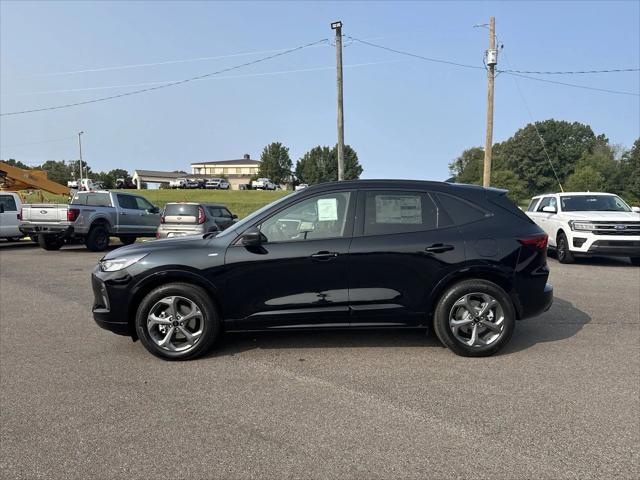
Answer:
xmin=0 ymin=195 xmax=17 ymax=211
xmin=72 ymin=193 xmax=111 ymax=207
xmin=117 ymin=194 xmax=137 ymax=209
xmin=364 ymin=191 xmax=450 ymax=236
xmin=487 ymin=194 xmax=532 ymax=222
xmin=260 ymin=191 xmax=352 ymax=243
xmin=208 ymin=207 xmax=222 ymax=217
xmin=435 ymin=193 xmax=487 ymax=226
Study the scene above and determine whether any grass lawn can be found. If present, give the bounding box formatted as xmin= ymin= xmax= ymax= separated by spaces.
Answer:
xmin=32 ymin=189 xmax=290 ymax=218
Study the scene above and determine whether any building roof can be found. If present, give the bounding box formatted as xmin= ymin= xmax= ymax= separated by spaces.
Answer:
xmin=191 ymin=158 xmax=261 ymax=166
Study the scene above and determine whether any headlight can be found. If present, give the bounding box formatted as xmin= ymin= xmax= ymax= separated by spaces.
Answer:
xmin=99 ymin=253 xmax=148 ymax=272
xmin=569 ymin=221 xmax=596 ymax=231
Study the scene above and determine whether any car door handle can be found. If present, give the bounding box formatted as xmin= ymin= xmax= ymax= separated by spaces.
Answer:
xmin=311 ymin=251 xmax=339 ymax=260
xmin=120 ymin=212 xmax=128 ymax=216
xmin=424 ymin=243 xmax=454 ymax=253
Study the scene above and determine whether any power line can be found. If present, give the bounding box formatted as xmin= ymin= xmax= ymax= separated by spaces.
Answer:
xmin=500 ymin=71 xmax=640 ymax=96
xmin=345 ymin=35 xmax=485 ymax=70
xmin=0 ymin=136 xmax=76 ymax=148
xmin=499 ymin=67 xmax=639 ymax=75
xmin=502 ymin=51 xmax=564 ymax=192
xmin=0 ymin=38 xmax=329 ymax=117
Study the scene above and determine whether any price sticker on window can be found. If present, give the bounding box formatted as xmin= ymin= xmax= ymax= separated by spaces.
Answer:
xmin=317 ymin=198 xmax=338 ymax=221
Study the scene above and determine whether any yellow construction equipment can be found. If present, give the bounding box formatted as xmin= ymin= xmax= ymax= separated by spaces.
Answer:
xmin=0 ymin=161 xmax=70 ymax=196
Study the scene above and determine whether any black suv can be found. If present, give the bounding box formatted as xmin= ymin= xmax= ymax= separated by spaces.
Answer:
xmin=92 ymin=180 xmax=553 ymax=359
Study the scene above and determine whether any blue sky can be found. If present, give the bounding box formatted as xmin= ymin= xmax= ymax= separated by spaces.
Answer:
xmin=1 ymin=0 xmax=639 ymax=180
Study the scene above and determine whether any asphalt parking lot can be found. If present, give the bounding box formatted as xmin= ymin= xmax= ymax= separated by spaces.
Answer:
xmin=1 ymin=241 xmax=638 ymax=479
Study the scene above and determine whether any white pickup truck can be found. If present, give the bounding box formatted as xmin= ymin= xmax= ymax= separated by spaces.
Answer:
xmin=20 ymin=191 xmax=161 ymax=251
xmin=525 ymin=192 xmax=640 ymax=265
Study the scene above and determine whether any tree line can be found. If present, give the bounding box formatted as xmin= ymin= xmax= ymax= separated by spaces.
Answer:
xmin=449 ymin=119 xmax=640 ymax=205
xmin=255 ymin=142 xmax=363 ymax=186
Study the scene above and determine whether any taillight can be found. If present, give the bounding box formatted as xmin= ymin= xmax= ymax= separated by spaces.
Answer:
xmin=156 ymin=231 xmax=160 ymax=239
xmin=518 ymin=234 xmax=548 ymax=250
xmin=197 ymin=206 xmax=205 ymax=224
xmin=67 ymin=208 xmax=80 ymax=222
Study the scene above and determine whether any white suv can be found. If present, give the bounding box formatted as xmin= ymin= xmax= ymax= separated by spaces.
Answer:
xmin=526 ymin=192 xmax=640 ymax=265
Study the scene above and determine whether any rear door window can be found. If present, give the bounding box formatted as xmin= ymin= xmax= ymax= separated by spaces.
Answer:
xmin=363 ymin=191 xmax=451 ymax=236
xmin=0 ymin=195 xmax=17 ymax=211
xmin=116 ymin=194 xmax=138 ymax=210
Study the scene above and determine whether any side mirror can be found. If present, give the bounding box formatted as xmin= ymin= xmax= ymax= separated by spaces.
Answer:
xmin=240 ymin=227 xmax=262 ymax=246
xmin=631 ymin=206 xmax=640 ymax=213
xmin=542 ymin=206 xmax=557 ymax=213
xmin=148 ymin=206 xmax=160 ymax=214
xmin=232 ymin=214 xmax=238 ymax=219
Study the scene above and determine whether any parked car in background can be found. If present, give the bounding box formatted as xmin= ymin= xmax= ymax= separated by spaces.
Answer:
xmin=115 ymin=178 xmax=136 ymax=189
xmin=20 ymin=191 xmax=161 ymax=251
xmin=169 ymin=178 xmax=188 ymax=189
xmin=251 ymin=178 xmax=276 ymax=190
xmin=0 ymin=192 xmax=24 ymax=241
xmin=92 ymin=180 xmax=553 ymax=360
xmin=526 ymin=192 xmax=640 ymax=265
xmin=205 ymin=178 xmax=230 ymax=190
xmin=186 ymin=179 xmax=200 ymax=189
xmin=156 ymin=202 xmax=237 ymax=239
xmin=295 ymin=183 xmax=309 ymax=191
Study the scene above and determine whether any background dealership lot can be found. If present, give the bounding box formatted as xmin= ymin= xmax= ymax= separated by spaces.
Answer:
xmin=1 ymin=242 xmax=638 ymax=479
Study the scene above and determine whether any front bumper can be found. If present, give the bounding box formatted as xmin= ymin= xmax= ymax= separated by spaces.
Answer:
xmin=91 ymin=268 xmax=134 ymax=337
xmin=566 ymin=231 xmax=640 ymax=257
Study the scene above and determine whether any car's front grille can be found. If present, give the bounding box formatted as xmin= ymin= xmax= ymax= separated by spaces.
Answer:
xmin=591 ymin=221 xmax=640 ymax=236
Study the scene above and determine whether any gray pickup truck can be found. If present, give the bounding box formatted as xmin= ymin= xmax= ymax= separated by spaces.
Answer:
xmin=20 ymin=191 xmax=161 ymax=251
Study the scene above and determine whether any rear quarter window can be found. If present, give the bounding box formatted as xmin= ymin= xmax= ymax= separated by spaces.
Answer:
xmin=489 ymin=194 xmax=534 ymax=223
xmin=435 ymin=193 xmax=489 ymax=225
xmin=0 ymin=195 xmax=17 ymax=211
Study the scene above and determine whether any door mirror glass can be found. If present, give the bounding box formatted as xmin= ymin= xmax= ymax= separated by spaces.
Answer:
xmin=542 ymin=206 xmax=556 ymax=213
xmin=240 ymin=227 xmax=262 ymax=246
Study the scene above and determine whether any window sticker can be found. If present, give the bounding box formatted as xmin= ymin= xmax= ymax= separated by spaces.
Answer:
xmin=375 ymin=195 xmax=422 ymax=224
xmin=317 ymin=198 xmax=338 ymax=221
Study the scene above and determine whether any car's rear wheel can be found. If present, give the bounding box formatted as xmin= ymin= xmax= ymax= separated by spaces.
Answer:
xmin=38 ymin=234 xmax=64 ymax=250
xmin=119 ymin=236 xmax=136 ymax=245
xmin=433 ymin=279 xmax=515 ymax=357
xmin=135 ymin=283 xmax=220 ymax=360
xmin=85 ymin=225 xmax=110 ymax=251
xmin=556 ymin=232 xmax=575 ymax=264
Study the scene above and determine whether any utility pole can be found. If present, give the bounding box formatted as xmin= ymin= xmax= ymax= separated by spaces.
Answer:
xmin=482 ymin=16 xmax=497 ymax=187
xmin=78 ymin=131 xmax=84 ymax=185
xmin=331 ymin=20 xmax=345 ymax=181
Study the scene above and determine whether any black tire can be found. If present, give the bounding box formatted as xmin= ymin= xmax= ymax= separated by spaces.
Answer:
xmin=30 ymin=235 xmax=39 ymax=243
xmin=85 ymin=225 xmax=110 ymax=252
xmin=433 ymin=279 xmax=516 ymax=357
xmin=119 ymin=236 xmax=136 ymax=245
xmin=38 ymin=234 xmax=64 ymax=251
xmin=556 ymin=232 xmax=575 ymax=264
xmin=630 ymin=257 xmax=640 ymax=266
xmin=135 ymin=283 xmax=220 ymax=360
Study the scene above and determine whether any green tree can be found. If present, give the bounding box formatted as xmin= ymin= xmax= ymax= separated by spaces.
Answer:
xmin=257 ymin=142 xmax=293 ymax=185
xmin=491 ymin=169 xmax=529 ymax=204
xmin=39 ymin=160 xmax=78 ymax=186
xmin=1 ymin=159 xmax=32 ymax=170
xmin=619 ymin=138 xmax=640 ymax=204
xmin=448 ymin=147 xmax=484 ymax=184
xmin=565 ymin=144 xmax=620 ymax=193
xmin=295 ymin=144 xmax=363 ymax=184
xmin=493 ymin=120 xmax=600 ymax=194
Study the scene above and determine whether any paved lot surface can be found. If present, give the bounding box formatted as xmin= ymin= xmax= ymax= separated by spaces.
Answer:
xmin=1 ymin=240 xmax=639 ymax=479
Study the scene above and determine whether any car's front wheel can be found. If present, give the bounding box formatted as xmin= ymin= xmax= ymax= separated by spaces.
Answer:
xmin=556 ymin=232 xmax=575 ymax=264
xmin=135 ymin=283 xmax=220 ymax=360
xmin=433 ymin=279 xmax=516 ymax=357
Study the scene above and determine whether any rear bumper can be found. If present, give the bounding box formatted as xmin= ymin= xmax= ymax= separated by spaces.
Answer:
xmin=517 ymin=282 xmax=553 ymax=320
xmin=20 ymin=223 xmax=74 ymax=236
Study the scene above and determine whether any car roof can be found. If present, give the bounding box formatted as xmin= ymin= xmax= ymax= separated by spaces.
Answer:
xmin=302 ymin=179 xmax=499 ymax=194
xmin=165 ymin=202 xmax=226 ymax=207
xmin=532 ymin=192 xmax=617 ymax=198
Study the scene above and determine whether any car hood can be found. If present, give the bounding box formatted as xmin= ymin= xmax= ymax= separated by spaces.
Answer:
xmin=101 ymin=235 xmax=210 ymax=260
xmin=563 ymin=211 xmax=640 ymax=221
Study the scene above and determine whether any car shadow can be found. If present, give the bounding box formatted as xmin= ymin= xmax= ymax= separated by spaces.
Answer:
xmin=501 ymin=297 xmax=591 ymax=354
xmin=548 ymin=253 xmax=636 ymax=268
xmin=0 ymin=240 xmax=38 ymax=250
xmin=204 ymin=296 xmax=590 ymax=358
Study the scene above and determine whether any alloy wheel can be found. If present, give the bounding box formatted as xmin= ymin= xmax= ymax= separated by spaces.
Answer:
xmin=448 ymin=293 xmax=505 ymax=347
xmin=147 ymin=296 xmax=204 ymax=353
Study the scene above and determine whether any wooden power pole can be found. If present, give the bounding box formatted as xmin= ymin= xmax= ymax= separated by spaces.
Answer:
xmin=332 ymin=20 xmax=345 ymax=181
xmin=482 ymin=16 xmax=496 ymax=187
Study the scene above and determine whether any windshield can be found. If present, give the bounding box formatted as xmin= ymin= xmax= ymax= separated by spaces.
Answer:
xmin=215 ymin=191 xmax=299 ymax=238
xmin=561 ymin=195 xmax=631 ymax=212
